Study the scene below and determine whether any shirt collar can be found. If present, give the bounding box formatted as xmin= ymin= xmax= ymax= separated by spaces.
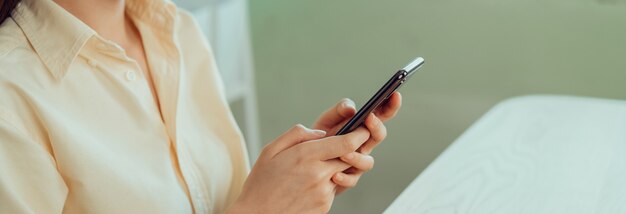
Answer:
xmin=12 ymin=0 xmax=94 ymax=79
xmin=12 ymin=0 xmax=177 ymax=80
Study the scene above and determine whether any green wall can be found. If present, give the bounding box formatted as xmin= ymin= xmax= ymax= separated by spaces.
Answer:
xmin=247 ymin=0 xmax=626 ymax=213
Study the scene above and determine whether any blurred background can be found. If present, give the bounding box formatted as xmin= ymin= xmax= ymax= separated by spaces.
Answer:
xmin=176 ymin=0 xmax=626 ymax=213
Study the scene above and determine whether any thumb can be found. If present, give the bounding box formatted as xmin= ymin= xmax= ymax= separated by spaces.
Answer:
xmin=262 ymin=124 xmax=326 ymax=157
xmin=313 ymin=98 xmax=356 ymax=130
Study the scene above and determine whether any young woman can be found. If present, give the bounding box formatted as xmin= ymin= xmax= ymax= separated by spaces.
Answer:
xmin=0 ymin=0 xmax=402 ymax=213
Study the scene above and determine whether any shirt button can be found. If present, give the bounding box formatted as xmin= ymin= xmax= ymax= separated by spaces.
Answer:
xmin=125 ymin=70 xmax=137 ymax=81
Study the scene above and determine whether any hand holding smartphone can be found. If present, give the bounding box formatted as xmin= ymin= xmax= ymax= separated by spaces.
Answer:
xmin=335 ymin=57 xmax=425 ymax=135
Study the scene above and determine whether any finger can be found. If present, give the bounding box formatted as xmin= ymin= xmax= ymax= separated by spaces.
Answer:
xmin=303 ymin=127 xmax=370 ymax=160
xmin=324 ymin=158 xmax=352 ymax=173
xmin=374 ymin=92 xmax=402 ymax=122
xmin=313 ymin=98 xmax=356 ymax=130
xmin=332 ymin=171 xmax=364 ymax=188
xmin=339 ymin=152 xmax=374 ymax=172
xmin=359 ymin=114 xmax=387 ymax=155
xmin=263 ymin=124 xmax=326 ymax=157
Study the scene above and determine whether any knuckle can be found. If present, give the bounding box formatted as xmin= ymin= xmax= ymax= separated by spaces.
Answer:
xmin=301 ymin=164 xmax=323 ymax=181
xmin=295 ymin=164 xmax=310 ymax=179
xmin=310 ymin=170 xmax=327 ymax=181
xmin=294 ymin=156 xmax=306 ymax=166
xmin=293 ymin=148 xmax=308 ymax=164
xmin=342 ymin=136 xmax=359 ymax=151
xmin=341 ymin=140 xmax=354 ymax=152
xmin=259 ymin=145 xmax=272 ymax=158
xmin=288 ymin=145 xmax=307 ymax=163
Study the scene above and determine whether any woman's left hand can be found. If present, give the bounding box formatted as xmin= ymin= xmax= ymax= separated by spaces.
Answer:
xmin=312 ymin=92 xmax=402 ymax=194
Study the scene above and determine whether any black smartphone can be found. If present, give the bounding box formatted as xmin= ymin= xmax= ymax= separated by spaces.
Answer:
xmin=335 ymin=57 xmax=425 ymax=135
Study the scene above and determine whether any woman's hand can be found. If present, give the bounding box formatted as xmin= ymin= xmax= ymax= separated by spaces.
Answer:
xmin=312 ymin=92 xmax=403 ymax=194
xmin=228 ymin=124 xmax=371 ymax=214
xmin=313 ymin=92 xmax=403 ymax=138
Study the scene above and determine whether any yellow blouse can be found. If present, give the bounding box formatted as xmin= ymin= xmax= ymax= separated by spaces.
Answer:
xmin=0 ymin=0 xmax=249 ymax=213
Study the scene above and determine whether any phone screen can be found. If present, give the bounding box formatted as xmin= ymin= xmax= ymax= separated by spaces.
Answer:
xmin=335 ymin=57 xmax=424 ymax=135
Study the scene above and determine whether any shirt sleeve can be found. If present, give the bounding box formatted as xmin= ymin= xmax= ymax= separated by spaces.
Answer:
xmin=0 ymin=118 xmax=68 ymax=213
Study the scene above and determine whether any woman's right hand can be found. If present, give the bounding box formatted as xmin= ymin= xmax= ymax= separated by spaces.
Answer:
xmin=228 ymin=124 xmax=371 ymax=214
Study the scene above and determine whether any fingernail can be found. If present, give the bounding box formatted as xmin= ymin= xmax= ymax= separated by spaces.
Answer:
xmin=343 ymin=99 xmax=355 ymax=109
xmin=313 ymin=129 xmax=327 ymax=136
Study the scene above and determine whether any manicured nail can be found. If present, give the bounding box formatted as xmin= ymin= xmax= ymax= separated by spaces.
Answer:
xmin=313 ymin=129 xmax=327 ymax=136
xmin=343 ymin=99 xmax=355 ymax=109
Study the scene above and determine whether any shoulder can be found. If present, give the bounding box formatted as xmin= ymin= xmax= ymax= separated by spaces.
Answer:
xmin=0 ymin=18 xmax=49 ymax=127
xmin=0 ymin=18 xmax=35 ymax=60
xmin=173 ymin=8 xmax=215 ymax=56
xmin=171 ymin=7 xmax=221 ymax=81
xmin=0 ymin=18 xmax=24 ymax=57
xmin=174 ymin=9 xmax=202 ymax=36
xmin=0 ymin=17 xmax=46 ymax=80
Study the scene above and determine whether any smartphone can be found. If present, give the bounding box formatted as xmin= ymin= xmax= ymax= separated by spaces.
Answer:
xmin=335 ymin=57 xmax=425 ymax=135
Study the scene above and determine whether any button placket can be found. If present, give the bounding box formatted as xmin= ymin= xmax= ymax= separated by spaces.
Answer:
xmin=92 ymin=39 xmax=135 ymax=82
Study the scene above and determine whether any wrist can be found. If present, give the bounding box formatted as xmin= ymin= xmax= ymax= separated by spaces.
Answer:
xmin=226 ymin=197 xmax=256 ymax=214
